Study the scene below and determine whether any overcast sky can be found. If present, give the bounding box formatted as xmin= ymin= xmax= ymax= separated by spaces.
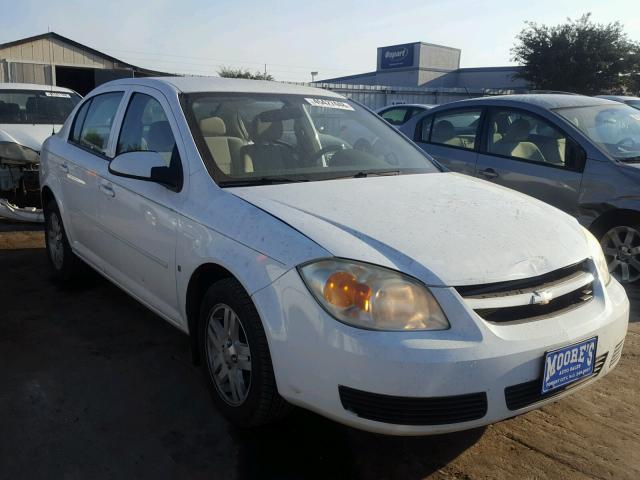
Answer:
xmin=2 ymin=0 xmax=639 ymax=82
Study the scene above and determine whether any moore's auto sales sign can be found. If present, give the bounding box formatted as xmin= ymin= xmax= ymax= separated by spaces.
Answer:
xmin=380 ymin=43 xmax=414 ymax=69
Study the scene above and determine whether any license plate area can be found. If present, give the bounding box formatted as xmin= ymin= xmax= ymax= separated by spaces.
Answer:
xmin=542 ymin=337 xmax=598 ymax=394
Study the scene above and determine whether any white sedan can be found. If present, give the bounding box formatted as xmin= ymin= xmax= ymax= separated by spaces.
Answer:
xmin=40 ymin=77 xmax=629 ymax=435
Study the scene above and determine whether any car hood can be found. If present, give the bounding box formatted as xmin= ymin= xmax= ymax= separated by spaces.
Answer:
xmin=0 ymin=124 xmax=58 ymax=152
xmin=229 ymin=173 xmax=589 ymax=286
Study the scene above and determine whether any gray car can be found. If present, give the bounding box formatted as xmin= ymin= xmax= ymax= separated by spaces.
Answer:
xmin=400 ymin=94 xmax=640 ymax=283
xmin=596 ymin=95 xmax=640 ymax=111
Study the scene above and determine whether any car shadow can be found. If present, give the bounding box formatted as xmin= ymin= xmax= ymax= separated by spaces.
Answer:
xmin=232 ymin=408 xmax=486 ymax=480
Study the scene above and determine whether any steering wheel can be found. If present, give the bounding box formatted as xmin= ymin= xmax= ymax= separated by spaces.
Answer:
xmin=616 ymin=137 xmax=638 ymax=151
xmin=308 ymin=144 xmax=347 ymax=165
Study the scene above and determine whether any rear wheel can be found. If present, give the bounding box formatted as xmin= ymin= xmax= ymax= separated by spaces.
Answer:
xmin=600 ymin=224 xmax=640 ymax=283
xmin=198 ymin=278 xmax=291 ymax=427
xmin=44 ymin=200 xmax=85 ymax=282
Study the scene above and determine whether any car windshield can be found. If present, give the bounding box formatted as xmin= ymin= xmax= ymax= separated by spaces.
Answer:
xmin=554 ymin=104 xmax=640 ymax=162
xmin=182 ymin=93 xmax=439 ymax=185
xmin=0 ymin=89 xmax=81 ymax=124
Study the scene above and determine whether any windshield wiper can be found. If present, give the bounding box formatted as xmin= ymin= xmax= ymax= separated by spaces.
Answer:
xmin=330 ymin=170 xmax=400 ymax=180
xmin=219 ymin=177 xmax=309 ymax=187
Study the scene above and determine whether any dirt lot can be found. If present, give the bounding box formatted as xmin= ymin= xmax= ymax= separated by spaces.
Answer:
xmin=0 ymin=222 xmax=638 ymax=480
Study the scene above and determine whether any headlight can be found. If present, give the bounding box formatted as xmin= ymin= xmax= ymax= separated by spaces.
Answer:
xmin=0 ymin=141 xmax=39 ymax=164
xmin=582 ymin=227 xmax=611 ymax=286
xmin=298 ymin=259 xmax=449 ymax=331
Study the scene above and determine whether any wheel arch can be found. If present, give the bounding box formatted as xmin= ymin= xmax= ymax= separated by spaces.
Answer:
xmin=41 ymin=185 xmax=56 ymax=209
xmin=588 ymin=208 xmax=640 ymax=237
xmin=185 ymin=262 xmax=237 ymax=365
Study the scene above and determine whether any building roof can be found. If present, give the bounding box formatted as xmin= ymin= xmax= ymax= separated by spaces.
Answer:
xmin=0 ymin=32 xmax=169 ymax=76
xmin=0 ymin=82 xmax=77 ymax=93
xmin=98 ymin=76 xmax=345 ymax=97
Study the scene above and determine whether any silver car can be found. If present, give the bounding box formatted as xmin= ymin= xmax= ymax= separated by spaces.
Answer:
xmin=400 ymin=94 xmax=640 ymax=283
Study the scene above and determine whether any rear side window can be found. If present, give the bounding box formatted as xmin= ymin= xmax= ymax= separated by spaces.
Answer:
xmin=70 ymin=100 xmax=91 ymax=143
xmin=430 ymin=110 xmax=481 ymax=151
xmin=70 ymin=92 xmax=123 ymax=156
xmin=380 ymin=107 xmax=409 ymax=125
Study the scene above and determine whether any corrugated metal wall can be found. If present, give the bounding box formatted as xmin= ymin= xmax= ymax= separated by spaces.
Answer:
xmin=0 ymin=37 xmax=115 ymax=69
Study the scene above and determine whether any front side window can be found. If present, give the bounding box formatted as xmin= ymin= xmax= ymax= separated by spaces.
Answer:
xmin=182 ymin=93 xmax=439 ymax=186
xmin=487 ymin=109 xmax=571 ymax=167
xmin=72 ymin=92 xmax=123 ymax=156
xmin=554 ymin=104 xmax=640 ymax=162
xmin=117 ymin=93 xmax=178 ymax=166
xmin=430 ymin=110 xmax=481 ymax=151
xmin=380 ymin=107 xmax=409 ymax=125
xmin=0 ymin=89 xmax=81 ymax=124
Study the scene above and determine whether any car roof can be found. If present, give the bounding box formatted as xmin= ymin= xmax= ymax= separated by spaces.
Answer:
xmin=0 ymin=82 xmax=79 ymax=94
xmin=99 ymin=76 xmax=345 ymax=98
xmin=596 ymin=95 xmax=640 ymax=102
xmin=379 ymin=103 xmax=436 ymax=110
xmin=443 ymin=93 xmax=616 ymax=110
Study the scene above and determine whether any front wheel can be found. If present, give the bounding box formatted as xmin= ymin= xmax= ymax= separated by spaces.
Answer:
xmin=198 ymin=278 xmax=291 ymax=427
xmin=600 ymin=224 xmax=640 ymax=283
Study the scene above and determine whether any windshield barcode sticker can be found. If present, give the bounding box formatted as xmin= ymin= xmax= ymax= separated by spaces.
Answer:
xmin=305 ymin=98 xmax=354 ymax=111
xmin=44 ymin=92 xmax=71 ymax=98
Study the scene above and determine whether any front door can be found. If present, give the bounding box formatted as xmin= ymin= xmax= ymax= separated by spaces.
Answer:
xmin=96 ymin=88 xmax=186 ymax=323
xmin=475 ymin=108 xmax=585 ymax=215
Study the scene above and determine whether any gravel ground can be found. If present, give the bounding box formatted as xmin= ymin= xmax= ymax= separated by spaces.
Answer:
xmin=0 ymin=223 xmax=638 ymax=480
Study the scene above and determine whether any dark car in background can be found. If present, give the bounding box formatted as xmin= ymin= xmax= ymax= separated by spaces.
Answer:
xmin=399 ymin=94 xmax=640 ymax=283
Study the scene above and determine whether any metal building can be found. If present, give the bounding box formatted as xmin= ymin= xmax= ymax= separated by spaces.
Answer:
xmin=319 ymin=42 xmax=529 ymax=91
xmin=0 ymin=32 xmax=169 ymax=95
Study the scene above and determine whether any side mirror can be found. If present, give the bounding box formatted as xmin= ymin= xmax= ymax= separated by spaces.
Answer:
xmin=108 ymin=151 xmax=181 ymax=190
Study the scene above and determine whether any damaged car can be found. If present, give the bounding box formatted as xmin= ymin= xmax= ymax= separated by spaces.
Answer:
xmin=0 ymin=83 xmax=81 ymax=221
xmin=40 ymin=78 xmax=628 ymax=435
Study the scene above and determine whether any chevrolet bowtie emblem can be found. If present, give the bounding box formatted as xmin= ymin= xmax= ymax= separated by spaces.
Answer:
xmin=531 ymin=290 xmax=553 ymax=305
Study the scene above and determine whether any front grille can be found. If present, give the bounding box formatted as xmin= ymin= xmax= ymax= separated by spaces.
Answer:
xmin=505 ymin=352 xmax=607 ymax=411
xmin=476 ymin=283 xmax=593 ymax=323
xmin=456 ymin=260 xmax=595 ymax=323
xmin=338 ymin=386 xmax=487 ymax=426
xmin=609 ymin=340 xmax=624 ymax=367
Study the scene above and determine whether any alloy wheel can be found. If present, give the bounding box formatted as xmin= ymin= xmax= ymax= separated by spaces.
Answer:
xmin=205 ymin=304 xmax=252 ymax=406
xmin=601 ymin=226 xmax=640 ymax=283
xmin=47 ymin=211 xmax=64 ymax=270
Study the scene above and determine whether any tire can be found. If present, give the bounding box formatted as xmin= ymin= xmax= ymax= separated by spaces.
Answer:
xmin=599 ymin=223 xmax=640 ymax=284
xmin=43 ymin=200 xmax=86 ymax=282
xmin=198 ymin=278 xmax=291 ymax=427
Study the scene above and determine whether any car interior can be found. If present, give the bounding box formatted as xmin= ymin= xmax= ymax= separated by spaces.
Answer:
xmin=488 ymin=113 xmax=567 ymax=166
xmin=192 ymin=100 xmax=395 ymax=177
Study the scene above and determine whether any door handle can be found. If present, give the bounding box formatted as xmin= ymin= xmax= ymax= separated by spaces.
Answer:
xmin=479 ymin=168 xmax=499 ymax=179
xmin=99 ymin=183 xmax=115 ymax=198
xmin=59 ymin=163 xmax=69 ymax=173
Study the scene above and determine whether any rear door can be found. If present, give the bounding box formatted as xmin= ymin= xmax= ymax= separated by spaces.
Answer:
xmin=475 ymin=108 xmax=585 ymax=215
xmin=414 ymin=108 xmax=482 ymax=175
xmin=61 ymin=91 xmax=124 ymax=266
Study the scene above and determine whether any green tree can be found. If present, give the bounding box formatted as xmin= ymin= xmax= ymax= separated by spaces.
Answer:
xmin=511 ymin=14 xmax=640 ymax=95
xmin=217 ymin=66 xmax=274 ymax=81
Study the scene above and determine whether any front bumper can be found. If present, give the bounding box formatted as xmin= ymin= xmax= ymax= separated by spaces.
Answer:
xmin=252 ymin=269 xmax=629 ymax=435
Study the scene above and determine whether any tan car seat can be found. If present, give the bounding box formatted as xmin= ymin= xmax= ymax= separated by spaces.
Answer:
xmin=492 ymin=119 xmax=545 ymax=163
xmin=199 ymin=116 xmax=245 ymax=174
